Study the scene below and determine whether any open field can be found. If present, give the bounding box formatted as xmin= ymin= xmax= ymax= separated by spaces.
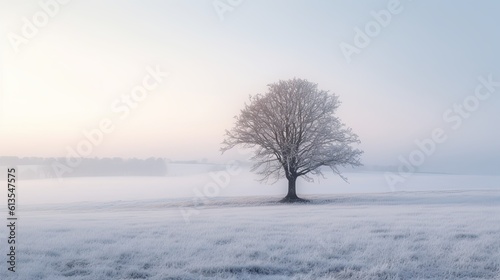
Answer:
xmin=1 ymin=190 xmax=499 ymax=279
xmin=2 ymin=164 xmax=500 ymax=205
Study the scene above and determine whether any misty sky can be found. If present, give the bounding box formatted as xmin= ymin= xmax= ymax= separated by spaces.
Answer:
xmin=1 ymin=0 xmax=499 ymax=174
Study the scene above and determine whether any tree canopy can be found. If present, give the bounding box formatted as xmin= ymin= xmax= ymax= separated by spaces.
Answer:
xmin=222 ymin=78 xmax=363 ymax=201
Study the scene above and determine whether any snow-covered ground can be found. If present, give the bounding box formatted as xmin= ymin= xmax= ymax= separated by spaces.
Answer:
xmin=0 ymin=167 xmax=499 ymax=279
xmin=0 ymin=190 xmax=498 ymax=279
xmin=2 ymin=163 xmax=500 ymax=205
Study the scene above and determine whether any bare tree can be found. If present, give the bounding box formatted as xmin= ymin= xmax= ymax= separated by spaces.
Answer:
xmin=222 ymin=78 xmax=363 ymax=202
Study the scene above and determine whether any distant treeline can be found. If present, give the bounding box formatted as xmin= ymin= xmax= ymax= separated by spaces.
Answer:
xmin=0 ymin=156 xmax=169 ymax=178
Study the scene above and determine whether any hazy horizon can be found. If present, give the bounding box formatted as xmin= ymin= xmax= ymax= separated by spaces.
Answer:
xmin=1 ymin=0 xmax=499 ymax=176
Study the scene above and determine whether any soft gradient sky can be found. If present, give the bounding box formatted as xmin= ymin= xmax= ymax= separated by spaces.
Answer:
xmin=1 ymin=0 xmax=499 ymax=174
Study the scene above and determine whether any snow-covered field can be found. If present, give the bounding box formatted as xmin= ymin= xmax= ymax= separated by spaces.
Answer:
xmin=0 ymin=190 xmax=499 ymax=279
xmin=3 ymin=163 xmax=500 ymax=205
xmin=0 ymin=166 xmax=499 ymax=279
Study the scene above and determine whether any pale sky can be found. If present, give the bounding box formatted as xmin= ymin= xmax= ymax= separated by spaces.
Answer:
xmin=1 ymin=0 xmax=499 ymax=174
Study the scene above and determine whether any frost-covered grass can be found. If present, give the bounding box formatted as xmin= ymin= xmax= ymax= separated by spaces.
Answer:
xmin=4 ymin=169 xmax=500 ymax=205
xmin=1 ymin=190 xmax=499 ymax=279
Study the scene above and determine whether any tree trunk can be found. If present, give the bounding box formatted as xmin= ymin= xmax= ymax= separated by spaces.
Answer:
xmin=285 ymin=176 xmax=299 ymax=199
xmin=280 ymin=176 xmax=307 ymax=203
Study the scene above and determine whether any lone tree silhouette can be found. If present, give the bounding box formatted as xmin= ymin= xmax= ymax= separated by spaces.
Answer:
xmin=222 ymin=78 xmax=363 ymax=202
